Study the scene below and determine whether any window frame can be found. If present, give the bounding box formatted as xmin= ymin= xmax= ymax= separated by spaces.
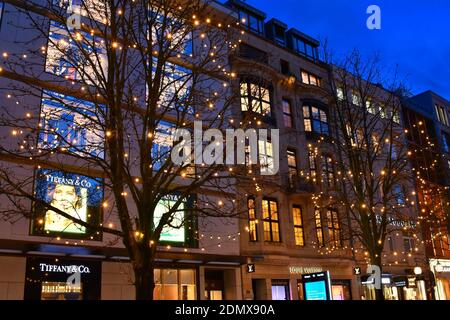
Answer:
xmin=247 ymin=197 xmax=258 ymax=242
xmin=262 ymin=198 xmax=281 ymax=243
xmin=322 ymin=155 xmax=335 ymax=188
xmin=292 ymin=205 xmax=305 ymax=247
xmin=314 ymin=208 xmax=324 ymax=247
xmin=282 ymin=99 xmax=294 ymax=128
xmin=327 ymin=208 xmax=342 ymax=248
xmin=303 ymin=104 xmax=329 ymax=136
xmin=240 ymin=79 xmax=272 ymax=117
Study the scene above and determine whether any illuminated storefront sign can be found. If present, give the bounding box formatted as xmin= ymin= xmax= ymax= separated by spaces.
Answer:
xmin=289 ymin=266 xmax=323 ymax=275
xmin=39 ymin=263 xmax=91 ymax=274
xmin=154 ymin=195 xmax=187 ymax=243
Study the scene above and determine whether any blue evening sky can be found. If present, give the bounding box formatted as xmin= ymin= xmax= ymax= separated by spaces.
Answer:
xmin=236 ymin=0 xmax=450 ymax=100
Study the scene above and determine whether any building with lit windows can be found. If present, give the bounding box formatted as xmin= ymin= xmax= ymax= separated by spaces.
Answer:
xmin=403 ymin=91 xmax=450 ymax=300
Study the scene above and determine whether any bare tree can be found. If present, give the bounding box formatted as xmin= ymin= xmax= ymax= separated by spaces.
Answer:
xmin=0 ymin=0 xmax=260 ymax=300
xmin=306 ymin=50 xmax=423 ymax=300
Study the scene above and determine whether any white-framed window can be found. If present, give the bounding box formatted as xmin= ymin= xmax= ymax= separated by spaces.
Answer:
xmin=240 ymin=80 xmax=272 ymax=116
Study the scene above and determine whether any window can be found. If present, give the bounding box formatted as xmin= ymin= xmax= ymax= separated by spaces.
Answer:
xmin=292 ymin=206 xmax=305 ymax=246
xmin=38 ymin=90 xmax=104 ymax=158
xmin=247 ymin=197 xmax=258 ymax=242
xmin=282 ymin=99 xmax=293 ymax=128
xmin=239 ymin=10 xmax=264 ymax=35
xmin=262 ymin=199 xmax=280 ymax=242
xmin=274 ymin=25 xmax=286 ymax=46
xmin=366 ymin=98 xmax=376 ymax=114
xmin=392 ymin=109 xmax=401 ymax=124
xmin=258 ymin=139 xmax=275 ymax=175
xmin=435 ymin=105 xmax=449 ymax=126
xmin=322 ymin=155 xmax=335 ymax=187
xmin=393 ymin=185 xmax=406 ymax=205
xmin=55 ymin=0 xmax=109 ymax=24
xmin=152 ymin=121 xmax=176 ymax=171
xmin=287 ymin=149 xmax=297 ymax=187
xmin=154 ymin=269 xmax=196 ymax=300
xmin=379 ymin=103 xmax=387 ymax=118
xmin=239 ymin=43 xmax=268 ymax=64
xmin=315 ymin=209 xmax=324 ymax=247
xmin=46 ymin=21 xmax=108 ymax=84
xmin=150 ymin=58 xmax=193 ymax=113
xmin=292 ymin=37 xmax=318 ymax=61
xmin=352 ymin=91 xmax=362 ymax=107
xmin=403 ymin=237 xmax=414 ymax=253
xmin=327 ymin=209 xmax=342 ymax=247
xmin=301 ymin=71 xmax=321 ymax=86
xmin=240 ymin=80 xmax=272 ymax=116
xmin=308 ymin=151 xmax=317 ymax=183
xmin=387 ymin=236 xmax=395 ymax=252
xmin=336 ymin=87 xmax=345 ymax=101
xmin=280 ymin=59 xmax=290 ymax=75
xmin=303 ymin=105 xmax=329 ymax=135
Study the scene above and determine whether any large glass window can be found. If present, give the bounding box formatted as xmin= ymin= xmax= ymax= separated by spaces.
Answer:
xmin=315 ymin=209 xmax=324 ymax=247
xmin=38 ymin=90 xmax=104 ymax=158
xmin=46 ymin=21 xmax=108 ymax=84
xmin=154 ymin=268 xmax=196 ymax=300
xmin=32 ymin=169 xmax=103 ymax=240
xmin=303 ymin=105 xmax=329 ymax=135
xmin=327 ymin=209 xmax=341 ymax=247
xmin=282 ymin=99 xmax=293 ymax=128
xmin=152 ymin=120 xmax=176 ymax=171
xmin=292 ymin=206 xmax=305 ymax=246
xmin=262 ymin=199 xmax=280 ymax=242
xmin=240 ymin=80 xmax=272 ymax=116
xmin=247 ymin=197 xmax=258 ymax=242
xmin=55 ymin=0 xmax=109 ymax=24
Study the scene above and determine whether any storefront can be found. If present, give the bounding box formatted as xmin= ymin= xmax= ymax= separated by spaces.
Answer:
xmin=243 ymin=259 xmax=356 ymax=300
xmin=429 ymin=258 xmax=450 ymax=300
xmin=361 ymin=273 xmax=427 ymax=300
xmin=24 ymin=257 xmax=101 ymax=300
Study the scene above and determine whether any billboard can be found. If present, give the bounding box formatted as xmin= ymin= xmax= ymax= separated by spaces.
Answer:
xmin=33 ymin=169 xmax=103 ymax=238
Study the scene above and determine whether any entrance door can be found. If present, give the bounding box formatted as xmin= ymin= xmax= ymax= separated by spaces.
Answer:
xmin=204 ymin=269 xmax=225 ymax=300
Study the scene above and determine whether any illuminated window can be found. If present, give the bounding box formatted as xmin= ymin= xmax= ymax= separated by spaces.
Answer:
xmin=38 ymin=90 xmax=104 ymax=158
xmin=258 ymin=139 xmax=275 ymax=175
xmin=292 ymin=206 xmax=305 ymax=246
xmin=315 ymin=209 xmax=324 ymax=247
xmin=154 ymin=269 xmax=196 ymax=300
xmin=327 ymin=209 xmax=341 ymax=247
xmin=46 ymin=21 xmax=108 ymax=84
xmin=336 ymin=87 xmax=345 ymax=101
xmin=282 ymin=99 xmax=293 ymax=128
xmin=303 ymin=105 xmax=329 ymax=135
xmin=247 ymin=197 xmax=258 ymax=242
xmin=55 ymin=0 xmax=109 ymax=24
xmin=240 ymin=80 xmax=272 ymax=116
xmin=301 ymin=70 xmax=321 ymax=86
xmin=352 ymin=91 xmax=362 ymax=107
xmin=262 ymin=199 xmax=280 ymax=242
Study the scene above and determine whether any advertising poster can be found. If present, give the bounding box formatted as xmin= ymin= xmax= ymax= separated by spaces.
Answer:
xmin=154 ymin=195 xmax=186 ymax=243
xmin=33 ymin=169 xmax=103 ymax=237
xmin=302 ymin=271 xmax=332 ymax=300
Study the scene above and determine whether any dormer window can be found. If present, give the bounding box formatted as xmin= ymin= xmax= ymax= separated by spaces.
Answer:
xmin=239 ymin=10 xmax=264 ymax=35
xmin=292 ymin=37 xmax=319 ymax=61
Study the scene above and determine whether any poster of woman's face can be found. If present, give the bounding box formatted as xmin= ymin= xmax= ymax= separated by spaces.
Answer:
xmin=33 ymin=169 xmax=103 ymax=236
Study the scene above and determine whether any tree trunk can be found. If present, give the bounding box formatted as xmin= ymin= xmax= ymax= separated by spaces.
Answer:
xmin=134 ymin=263 xmax=155 ymax=300
xmin=372 ymin=255 xmax=385 ymax=301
